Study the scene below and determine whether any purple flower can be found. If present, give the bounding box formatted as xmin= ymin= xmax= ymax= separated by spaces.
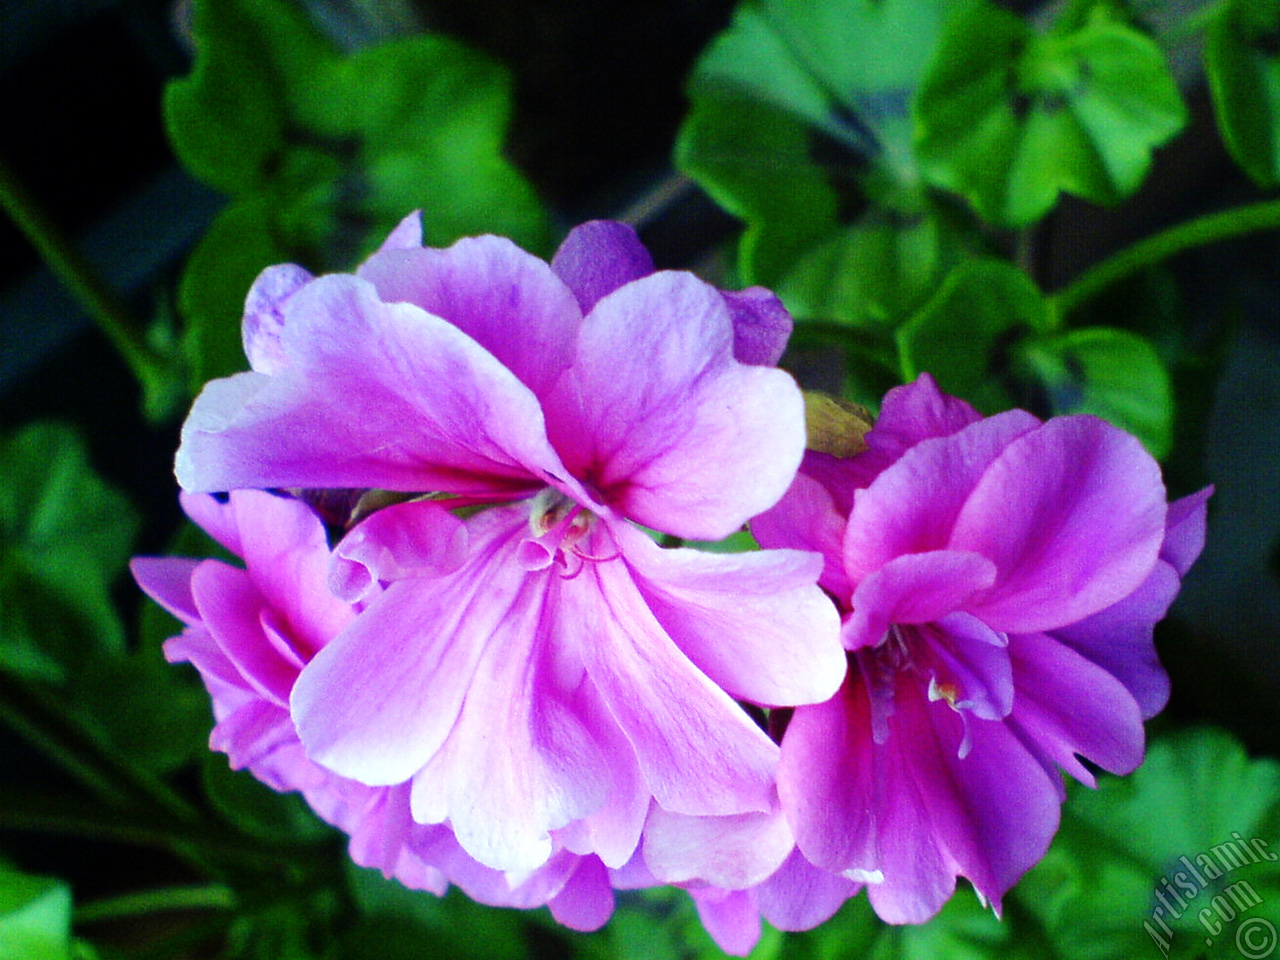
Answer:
xmin=754 ymin=374 xmax=1210 ymax=923
xmin=132 ymin=489 xmax=621 ymax=929
xmin=173 ymin=216 xmax=844 ymax=874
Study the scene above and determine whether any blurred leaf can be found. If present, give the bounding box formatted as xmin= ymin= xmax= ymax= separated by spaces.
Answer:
xmin=0 ymin=423 xmax=137 ymax=680
xmin=201 ymin=754 xmax=333 ymax=845
xmin=0 ymin=862 xmax=89 ymax=960
xmin=1016 ymin=728 xmax=1280 ymax=960
xmin=1205 ymin=0 xmax=1280 ymax=188
xmin=677 ymin=0 xmax=964 ymax=326
xmin=1019 ymin=326 xmax=1173 ymax=458
xmin=897 ymin=259 xmax=1051 ymax=414
xmin=916 ymin=1 xmax=1186 ymax=226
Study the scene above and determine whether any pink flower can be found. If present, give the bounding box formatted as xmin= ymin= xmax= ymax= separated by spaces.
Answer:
xmin=173 ymin=217 xmax=844 ymax=875
xmin=754 ymin=374 xmax=1210 ymax=923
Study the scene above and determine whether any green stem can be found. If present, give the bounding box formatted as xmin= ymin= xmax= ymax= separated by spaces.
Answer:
xmin=1054 ymin=195 xmax=1280 ymax=320
xmin=1053 ymin=196 xmax=1280 ymax=318
xmin=0 ymin=152 xmax=181 ymax=413
xmin=74 ymin=885 xmax=236 ymax=924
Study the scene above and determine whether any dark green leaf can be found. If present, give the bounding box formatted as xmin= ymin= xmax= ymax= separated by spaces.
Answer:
xmin=202 ymin=753 xmax=333 ymax=845
xmin=916 ymin=1 xmax=1186 ymax=226
xmin=896 ymin=259 xmax=1051 ymax=414
xmin=1016 ymin=728 xmax=1280 ymax=960
xmin=1206 ymin=0 xmax=1280 ymax=188
xmin=1018 ymin=326 xmax=1173 ymax=457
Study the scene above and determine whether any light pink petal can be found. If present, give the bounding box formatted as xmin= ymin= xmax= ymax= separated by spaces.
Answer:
xmin=844 ymin=550 xmax=997 ymax=650
xmin=179 ymin=491 xmax=243 ymax=556
xmin=551 ymin=220 xmax=654 ymax=313
xmin=721 ymin=287 xmax=792 ymax=366
xmin=358 ymin=234 xmax=582 ymax=399
xmin=755 ymin=847 xmax=860 ymax=932
xmin=688 ymin=887 xmax=761 ymax=957
xmin=615 ymin=523 xmax=844 ymax=707
xmin=191 ymin=561 xmax=292 ymax=707
xmin=1006 ymin=631 xmax=1144 ymax=786
xmin=177 ymin=274 xmax=570 ymax=499
xmin=953 ymin=416 xmax=1166 ymax=633
xmin=330 ymin=500 xmax=469 ymax=604
xmin=572 ymin=552 xmax=780 ymax=817
xmin=243 ymin=263 xmax=313 ymax=375
xmin=210 ymin=700 xmax=295 ymax=778
xmin=545 ymin=271 xmax=806 ymax=541
xmin=643 ymin=806 xmax=794 ymax=889
xmin=374 ymin=210 xmax=424 ymax=253
xmin=547 ymin=857 xmax=616 ymax=932
xmin=842 ymin=409 xmax=1040 ymax=585
xmin=291 ymin=509 xmax=527 ymax=786
xmin=749 ymin=470 xmax=852 ymax=601
xmin=130 ymin=557 xmax=202 ymax=625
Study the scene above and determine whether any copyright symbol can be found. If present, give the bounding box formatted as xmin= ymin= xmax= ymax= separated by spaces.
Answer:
xmin=1237 ymin=917 xmax=1277 ymax=959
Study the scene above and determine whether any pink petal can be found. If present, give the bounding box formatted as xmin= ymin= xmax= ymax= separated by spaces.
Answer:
xmin=953 ymin=416 xmax=1167 ymax=633
xmin=551 ymin=220 xmax=654 ymax=313
xmin=330 ymin=500 xmax=469 ymax=603
xmin=755 ymin=847 xmax=860 ymax=932
xmin=177 ymin=275 xmax=568 ymax=499
xmin=179 ymin=491 xmax=243 ymax=556
xmin=243 ymin=263 xmax=313 ymax=375
xmin=191 ymin=561 xmax=293 ymax=707
xmin=547 ymin=857 xmax=616 ymax=932
xmin=643 ymin=805 xmax=794 ymax=889
xmin=615 ymin=523 xmax=844 ymax=707
xmin=688 ymin=887 xmax=762 ymax=957
xmin=1161 ymin=486 xmax=1212 ymax=577
xmin=721 ymin=286 xmax=792 ymax=366
xmin=358 ymin=234 xmax=583 ymax=399
xmin=750 ymin=470 xmax=852 ymax=601
xmin=374 ymin=210 xmax=424 ymax=253
xmin=130 ymin=557 xmax=202 ymax=625
xmin=546 ymin=271 xmax=806 ymax=541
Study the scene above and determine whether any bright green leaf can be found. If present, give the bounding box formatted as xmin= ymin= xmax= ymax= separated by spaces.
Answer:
xmin=1206 ymin=0 xmax=1280 ymax=188
xmin=1016 ymin=728 xmax=1280 ymax=960
xmin=916 ymin=1 xmax=1187 ymax=226
xmin=897 ymin=259 xmax=1051 ymax=414
xmin=1018 ymin=326 xmax=1173 ymax=457
xmin=0 ymin=863 xmax=76 ymax=960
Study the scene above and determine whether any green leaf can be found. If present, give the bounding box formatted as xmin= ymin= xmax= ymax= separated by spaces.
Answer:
xmin=1018 ymin=326 xmax=1173 ymax=458
xmin=677 ymin=0 xmax=962 ymax=326
xmin=0 ymin=863 xmax=78 ymax=960
xmin=916 ymin=1 xmax=1187 ymax=226
xmin=1016 ymin=728 xmax=1280 ymax=960
xmin=201 ymin=753 xmax=333 ymax=845
xmin=897 ymin=259 xmax=1051 ymax=414
xmin=0 ymin=423 xmax=138 ymax=680
xmin=1206 ymin=0 xmax=1280 ymax=188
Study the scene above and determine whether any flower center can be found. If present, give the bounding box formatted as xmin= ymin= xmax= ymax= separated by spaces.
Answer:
xmin=518 ymin=488 xmax=613 ymax=576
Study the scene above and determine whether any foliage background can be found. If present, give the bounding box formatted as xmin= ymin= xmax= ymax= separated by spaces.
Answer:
xmin=1 ymin=0 xmax=1279 ymax=957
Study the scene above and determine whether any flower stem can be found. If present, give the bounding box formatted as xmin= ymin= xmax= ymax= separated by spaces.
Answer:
xmin=1053 ymin=196 xmax=1280 ymax=318
xmin=0 ymin=152 xmax=183 ymax=417
xmin=74 ymin=885 xmax=236 ymax=924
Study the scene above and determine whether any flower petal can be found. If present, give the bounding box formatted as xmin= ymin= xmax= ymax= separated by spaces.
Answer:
xmin=130 ymin=557 xmax=201 ymax=625
xmin=191 ymin=560 xmax=293 ymax=707
xmin=615 ymin=523 xmax=844 ymax=707
xmin=546 ymin=271 xmax=806 ymax=540
xmin=755 ymin=847 xmax=860 ymax=932
xmin=551 ymin=220 xmax=654 ymax=313
xmin=330 ymin=499 xmax=469 ymax=604
xmin=750 ymin=469 xmax=852 ymax=601
xmin=643 ymin=805 xmax=794 ymax=889
xmin=358 ymin=234 xmax=583 ymax=399
xmin=243 ymin=264 xmax=313 ymax=375
xmin=177 ymin=274 xmax=568 ymax=498
xmin=1161 ymin=486 xmax=1212 ymax=577
xmin=720 ymin=287 xmax=792 ymax=366
xmin=547 ymin=857 xmax=615 ymax=932
xmin=953 ymin=416 xmax=1167 ymax=633
xmin=689 ymin=888 xmax=762 ymax=958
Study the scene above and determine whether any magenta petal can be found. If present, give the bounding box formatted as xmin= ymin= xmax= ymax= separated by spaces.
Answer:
xmin=1161 ymin=487 xmax=1212 ymax=577
xmin=842 ymin=409 xmax=1040 ymax=585
xmin=573 ymin=554 xmax=780 ymax=816
xmin=953 ymin=417 xmax=1166 ymax=633
xmin=131 ymin=557 xmax=202 ymax=625
xmin=547 ymin=857 xmax=615 ymax=932
xmin=177 ymin=275 xmax=570 ymax=497
xmin=330 ymin=500 xmax=469 ymax=603
xmin=179 ymin=491 xmax=243 ymax=556
xmin=191 ymin=561 xmax=293 ymax=707
xmin=689 ymin=887 xmax=761 ymax=957
xmin=243 ymin=263 xmax=313 ymax=375
xmin=1006 ymin=631 xmax=1144 ymax=785
xmin=643 ymin=806 xmax=794 ymax=888
xmin=550 ymin=220 xmax=654 ymax=313
xmin=357 ymin=234 xmax=583 ymax=399
xmin=755 ymin=847 xmax=860 ymax=932
xmin=750 ymin=471 xmax=852 ymax=601
xmin=616 ymin=523 xmax=844 ymax=707
xmin=844 ymin=550 xmax=997 ymax=650
xmin=720 ymin=286 xmax=792 ymax=366
xmin=867 ymin=373 xmax=984 ymax=461
xmin=546 ymin=271 xmax=806 ymax=540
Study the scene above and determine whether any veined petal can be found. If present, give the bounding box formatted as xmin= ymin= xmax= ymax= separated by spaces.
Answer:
xmin=755 ymin=847 xmax=861 ymax=933
xmin=615 ymin=523 xmax=844 ymax=707
xmin=643 ymin=805 xmax=794 ymax=889
xmin=546 ymin=271 xmax=806 ymax=541
xmin=953 ymin=416 xmax=1166 ymax=633
xmin=689 ymin=888 xmax=761 ymax=958
xmin=330 ymin=499 xmax=469 ymax=604
xmin=243 ymin=263 xmax=313 ymax=375
xmin=177 ymin=274 xmax=567 ymax=498
xmin=358 ymin=235 xmax=583 ymax=399
xmin=191 ymin=561 xmax=293 ymax=707
xmin=551 ymin=220 xmax=654 ymax=314
xmin=571 ymin=551 xmax=781 ymax=816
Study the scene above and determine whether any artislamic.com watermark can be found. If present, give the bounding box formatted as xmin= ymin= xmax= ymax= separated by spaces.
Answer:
xmin=1145 ymin=831 xmax=1276 ymax=958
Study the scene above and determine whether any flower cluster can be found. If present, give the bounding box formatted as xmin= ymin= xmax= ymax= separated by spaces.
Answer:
xmin=135 ymin=215 xmax=1208 ymax=954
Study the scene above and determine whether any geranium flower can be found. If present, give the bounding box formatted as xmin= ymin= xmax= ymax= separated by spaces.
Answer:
xmin=753 ymin=374 xmax=1210 ymax=923
xmin=173 ymin=217 xmax=844 ymax=875
xmin=132 ymin=489 xmax=619 ymax=929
